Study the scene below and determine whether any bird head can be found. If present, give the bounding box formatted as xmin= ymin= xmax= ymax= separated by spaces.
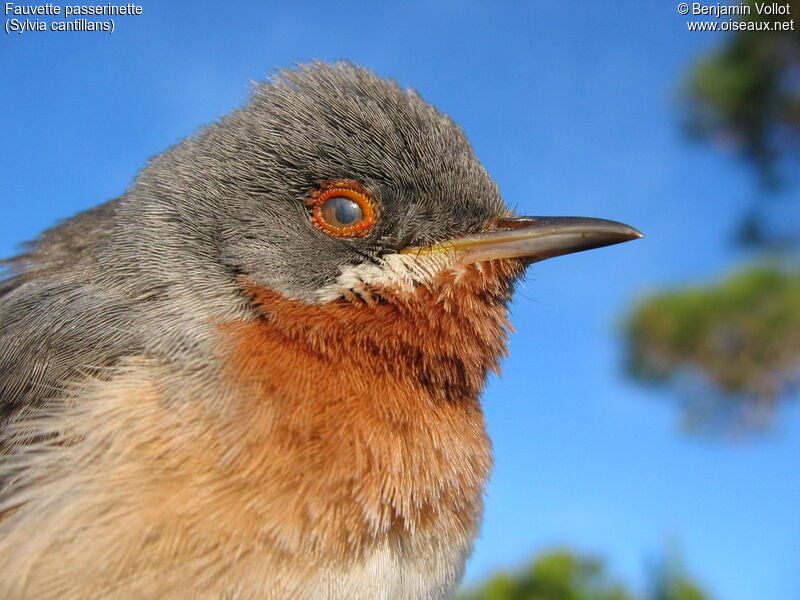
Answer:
xmin=118 ymin=61 xmax=640 ymax=313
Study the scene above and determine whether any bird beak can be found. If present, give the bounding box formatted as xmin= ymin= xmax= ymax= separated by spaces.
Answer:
xmin=401 ymin=216 xmax=643 ymax=265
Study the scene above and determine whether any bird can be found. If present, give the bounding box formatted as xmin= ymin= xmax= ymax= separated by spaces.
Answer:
xmin=0 ymin=61 xmax=641 ymax=599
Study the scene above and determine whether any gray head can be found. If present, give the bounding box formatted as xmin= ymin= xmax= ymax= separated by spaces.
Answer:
xmin=109 ymin=61 xmax=507 ymax=304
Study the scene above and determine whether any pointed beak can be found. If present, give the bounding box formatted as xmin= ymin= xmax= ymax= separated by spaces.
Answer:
xmin=400 ymin=216 xmax=644 ymax=265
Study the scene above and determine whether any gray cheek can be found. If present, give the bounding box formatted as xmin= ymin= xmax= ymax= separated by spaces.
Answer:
xmin=220 ymin=225 xmax=357 ymax=304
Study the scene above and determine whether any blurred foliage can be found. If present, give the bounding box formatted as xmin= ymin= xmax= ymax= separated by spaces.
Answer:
xmin=684 ymin=0 xmax=800 ymax=190
xmin=648 ymin=551 xmax=710 ymax=600
xmin=623 ymin=1 xmax=800 ymax=432
xmin=457 ymin=549 xmax=709 ymax=600
xmin=625 ymin=265 xmax=800 ymax=432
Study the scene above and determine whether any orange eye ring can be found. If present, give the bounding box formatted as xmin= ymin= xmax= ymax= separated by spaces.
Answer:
xmin=306 ymin=179 xmax=377 ymax=238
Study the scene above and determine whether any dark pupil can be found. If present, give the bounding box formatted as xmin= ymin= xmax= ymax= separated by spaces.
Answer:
xmin=323 ymin=196 xmax=362 ymax=227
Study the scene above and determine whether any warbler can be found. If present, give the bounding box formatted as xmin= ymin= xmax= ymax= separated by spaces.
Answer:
xmin=0 ymin=61 xmax=641 ymax=599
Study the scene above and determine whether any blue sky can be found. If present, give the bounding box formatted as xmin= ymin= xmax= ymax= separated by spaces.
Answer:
xmin=2 ymin=2 xmax=798 ymax=599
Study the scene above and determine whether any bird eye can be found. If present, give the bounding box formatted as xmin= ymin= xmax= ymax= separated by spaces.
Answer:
xmin=308 ymin=180 xmax=376 ymax=238
xmin=321 ymin=196 xmax=362 ymax=228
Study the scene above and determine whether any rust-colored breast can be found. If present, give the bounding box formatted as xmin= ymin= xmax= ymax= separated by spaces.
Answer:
xmin=216 ymin=259 xmax=524 ymax=564
xmin=0 ymin=259 xmax=525 ymax=598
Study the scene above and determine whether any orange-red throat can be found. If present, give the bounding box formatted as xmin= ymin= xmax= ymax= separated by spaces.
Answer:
xmin=213 ymin=214 xmax=642 ymax=563
xmin=217 ymin=259 xmax=523 ymax=562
